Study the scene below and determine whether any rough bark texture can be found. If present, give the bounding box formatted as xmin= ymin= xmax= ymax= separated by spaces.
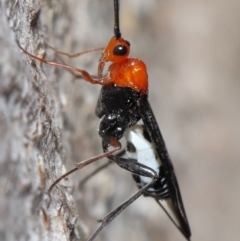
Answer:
xmin=1 ymin=0 xmax=240 ymax=241
xmin=0 ymin=0 xmax=105 ymax=240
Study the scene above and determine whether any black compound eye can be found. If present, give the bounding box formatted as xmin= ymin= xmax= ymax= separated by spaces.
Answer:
xmin=113 ymin=45 xmax=128 ymax=56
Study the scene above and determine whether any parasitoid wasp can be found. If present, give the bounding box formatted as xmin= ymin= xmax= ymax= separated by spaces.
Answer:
xmin=17 ymin=0 xmax=191 ymax=240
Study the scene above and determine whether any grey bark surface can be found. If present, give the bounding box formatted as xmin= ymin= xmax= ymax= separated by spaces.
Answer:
xmin=1 ymin=1 xmax=76 ymax=241
xmin=1 ymin=1 xmax=240 ymax=241
xmin=0 ymin=0 xmax=105 ymax=240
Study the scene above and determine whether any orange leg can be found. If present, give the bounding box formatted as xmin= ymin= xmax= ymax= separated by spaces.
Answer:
xmin=16 ymin=40 xmax=112 ymax=86
xmin=45 ymin=41 xmax=104 ymax=59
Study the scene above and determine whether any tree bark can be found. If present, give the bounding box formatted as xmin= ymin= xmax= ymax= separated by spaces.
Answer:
xmin=0 ymin=0 xmax=107 ymax=240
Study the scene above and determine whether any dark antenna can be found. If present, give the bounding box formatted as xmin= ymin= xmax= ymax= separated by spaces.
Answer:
xmin=114 ymin=0 xmax=121 ymax=39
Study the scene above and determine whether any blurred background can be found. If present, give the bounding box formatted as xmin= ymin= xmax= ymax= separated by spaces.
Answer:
xmin=62 ymin=1 xmax=240 ymax=241
xmin=1 ymin=0 xmax=240 ymax=241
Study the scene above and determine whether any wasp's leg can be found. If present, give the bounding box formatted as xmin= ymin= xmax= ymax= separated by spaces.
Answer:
xmin=48 ymin=140 xmax=122 ymax=193
xmin=79 ymin=161 xmax=112 ymax=189
xmin=79 ymin=150 xmax=125 ymax=189
xmin=86 ymin=156 xmax=158 ymax=241
xmin=45 ymin=41 xmax=104 ymax=59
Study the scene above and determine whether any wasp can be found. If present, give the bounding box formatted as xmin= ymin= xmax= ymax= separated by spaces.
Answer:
xmin=17 ymin=0 xmax=191 ymax=240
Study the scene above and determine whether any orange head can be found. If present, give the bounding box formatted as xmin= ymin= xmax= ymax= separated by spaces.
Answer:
xmin=102 ymin=36 xmax=130 ymax=63
xmin=98 ymin=36 xmax=131 ymax=78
